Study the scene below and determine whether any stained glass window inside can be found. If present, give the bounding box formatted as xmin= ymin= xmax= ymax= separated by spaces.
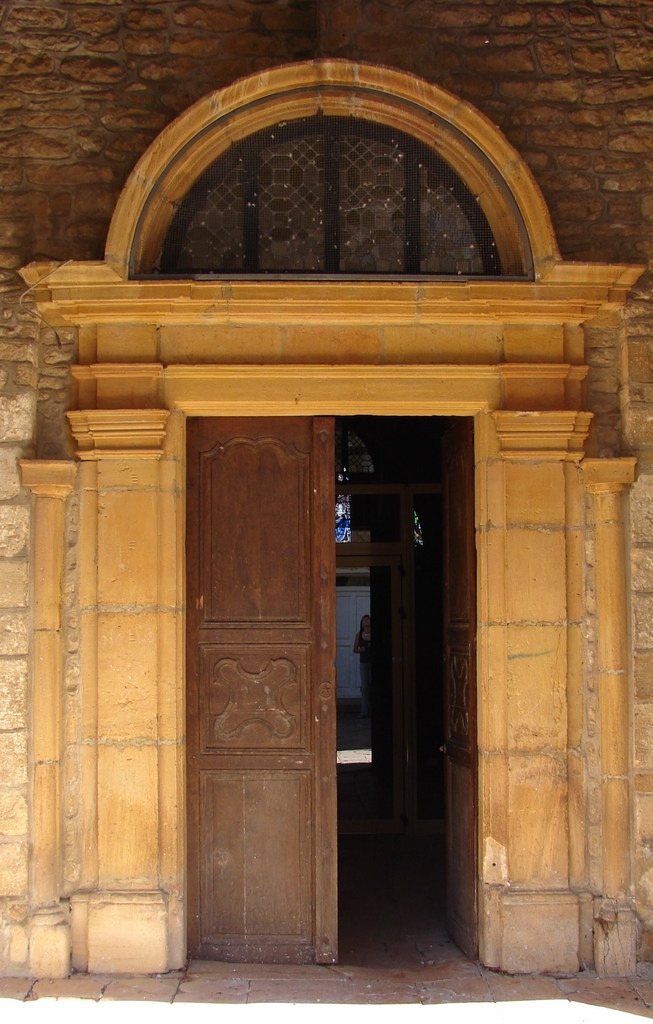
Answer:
xmin=336 ymin=494 xmax=351 ymax=543
xmin=413 ymin=509 xmax=424 ymax=547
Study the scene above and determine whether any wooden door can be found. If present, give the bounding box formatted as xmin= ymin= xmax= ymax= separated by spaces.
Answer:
xmin=442 ymin=418 xmax=478 ymax=957
xmin=186 ymin=417 xmax=336 ymax=963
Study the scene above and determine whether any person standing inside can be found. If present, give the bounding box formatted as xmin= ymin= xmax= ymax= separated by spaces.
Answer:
xmin=353 ymin=614 xmax=372 ymax=717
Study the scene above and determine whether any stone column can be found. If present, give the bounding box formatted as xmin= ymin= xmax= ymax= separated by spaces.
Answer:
xmin=478 ymin=410 xmax=591 ymax=974
xmin=583 ymin=458 xmax=637 ymax=977
xmin=66 ymin=410 xmax=180 ymax=975
xmin=20 ymin=460 xmax=76 ymax=979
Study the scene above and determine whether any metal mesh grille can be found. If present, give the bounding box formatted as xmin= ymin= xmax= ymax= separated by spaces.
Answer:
xmin=157 ymin=115 xmax=514 ymax=277
xmin=339 ymin=136 xmax=405 ymax=273
xmin=258 ymin=134 xmax=325 ymax=272
xmin=336 ymin=423 xmax=375 ymax=479
xmin=175 ymin=159 xmax=245 ymax=272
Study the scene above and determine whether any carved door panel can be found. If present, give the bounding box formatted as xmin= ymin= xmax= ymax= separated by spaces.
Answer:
xmin=442 ymin=418 xmax=478 ymax=958
xmin=186 ymin=417 xmax=336 ymax=963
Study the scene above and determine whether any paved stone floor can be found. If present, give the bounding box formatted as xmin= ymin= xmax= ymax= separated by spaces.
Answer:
xmin=2 ymin=962 xmax=653 ymax=1020
xmin=2 ymin=836 xmax=653 ymax=1017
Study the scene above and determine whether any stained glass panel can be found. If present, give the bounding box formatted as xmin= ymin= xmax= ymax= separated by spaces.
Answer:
xmin=158 ymin=115 xmax=516 ymax=277
xmin=336 ymin=494 xmax=351 ymax=543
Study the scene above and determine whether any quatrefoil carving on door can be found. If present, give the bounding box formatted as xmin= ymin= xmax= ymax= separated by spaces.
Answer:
xmin=210 ymin=656 xmax=299 ymax=741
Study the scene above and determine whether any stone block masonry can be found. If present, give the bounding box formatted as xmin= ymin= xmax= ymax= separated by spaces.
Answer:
xmin=0 ymin=265 xmax=34 ymax=970
xmin=0 ymin=1 xmax=651 ymax=275
xmin=0 ymin=1 xmax=651 ymax=451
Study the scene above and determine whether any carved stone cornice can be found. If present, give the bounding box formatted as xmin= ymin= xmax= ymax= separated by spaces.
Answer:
xmin=20 ymin=460 xmax=76 ymax=498
xmin=67 ymin=409 xmax=169 ymax=459
xmin=492 ymin=410 xmax=593 ymax=459
xmin=72 ymin=363 xmax=163 ymax=384
xmin=582 ymin=457 xmax=637 ymax=494
xmin=18 ymin=261 xmax=645 ymax=328
xmin=71 ymin=363 xmax=163 ymax=410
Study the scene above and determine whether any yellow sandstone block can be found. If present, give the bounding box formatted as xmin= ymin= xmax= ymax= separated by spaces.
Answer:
xmin=97 ymin=613 xmax=159 ymax=742
xmin=502 ymin=374 xmax=566 ymax=410
xmin=499 ymin=892 xmax=578 ymax=974
xmin=506 ymin=625 xmax=567 ymax=751
xmin=478 ymin=622 xmax=507 ymax=750
xmin=85 ymin=892 xmax=168 ymax=974
xmin=602 ymin=777 xmax=630 ymax=897
xmin=282 ymin=325 xmax=381 ymax=363
xmin=77 ymin=325 xmax=97 ymax=364
xmin=96 ymin=373 xmax=160 ymax=410
xmin=479 ymin=750 xmax=509 ymax=857
xmin=97 ymin=490 xmax=159 ymax=607
xmin=157 ymin=490 xmax=180 ymax=611
xmin=382 ymin=324 xmax=502 ymax=364
xmin=503 ymin=324 xmax=564 ymax=362
xmin=483 ymin=461 xmax=507 ymax=528
xmin=97 ymin=459 xmax=160 ymax=490
xmin=481 ymin=529 xmax=507 ymax=625
xmin=505 ymin=529 xmax=566 ymax=623
xmin=97 ymin=324 xmax=157 ymax=362
xmin=505 ymin=461 xmax=566 ymax=525
xmin=98 ymin=745 xmax=158 ymax=887
xmin=159 ymin=324 xmax=283 ymax=363
xmin=157 ymin=611 xmax=181 ymax=744
xmin=507 ymin=754 xmax=568 ymax=887
xmin=29 ymin=912 xmax=70 ymax=979
xmin=566 ymin=623 xmax=583 ymax=748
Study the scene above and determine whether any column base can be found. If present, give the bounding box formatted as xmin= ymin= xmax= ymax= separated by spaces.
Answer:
xmin=70 ymin=890 xmax=169 ymax=974
xmin=594 ymin=898 xmax=637 ymax=977
xmin=481 ymin=887 xmax=580 ymax=974
xmin=29 ymin=907 xmax=71 ymax=979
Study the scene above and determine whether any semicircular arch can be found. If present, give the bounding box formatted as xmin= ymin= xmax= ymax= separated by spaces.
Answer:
xmin=106 ymin=60 xmax=560 ymax=281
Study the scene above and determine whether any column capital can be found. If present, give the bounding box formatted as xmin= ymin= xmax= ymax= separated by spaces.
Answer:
xmin=492 ymin=410 xmax=592 ymax=460
xmin=67 ymin=409 xmax=169 ymax=459
xmin=20 ymin=460 xmax=76 ymax=498
xmin=583 ymin=457 xmax=637 ymax=494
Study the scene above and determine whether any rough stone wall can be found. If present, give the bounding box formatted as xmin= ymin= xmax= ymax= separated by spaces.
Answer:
xmin=0 ymin=290 xmax=35 ymax=966
xmin=0 ymin=0 xmax=652 ymax=969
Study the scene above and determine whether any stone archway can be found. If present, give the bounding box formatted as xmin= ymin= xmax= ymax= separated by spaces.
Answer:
xmin=20 ymin=61 xmax=643 ymax=978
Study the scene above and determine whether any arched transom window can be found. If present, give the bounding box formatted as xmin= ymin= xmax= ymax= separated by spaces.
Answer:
xmin=157 ymin=114 xmax=518 ymax=279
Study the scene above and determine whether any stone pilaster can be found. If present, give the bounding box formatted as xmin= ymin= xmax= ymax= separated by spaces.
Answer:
xmin=20 ymin=460 xmax=76 ymax=979
xmin=584 ymin=458 xmax=637 ymax=977
xmin=66 ymin=409 xmax=182 ymax=975
xmin=477 ymin=411 xmax=591 ymax=974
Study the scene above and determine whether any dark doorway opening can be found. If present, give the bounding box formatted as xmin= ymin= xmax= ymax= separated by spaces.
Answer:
xmin=335 ymin=416 xmax=475 ymax=965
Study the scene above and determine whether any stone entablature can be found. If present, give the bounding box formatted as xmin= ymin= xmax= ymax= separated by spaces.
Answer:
xmin=19 ymin=262 xmax=642 ymax=327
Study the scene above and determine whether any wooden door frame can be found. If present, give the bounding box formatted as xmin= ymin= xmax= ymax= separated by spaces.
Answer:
xmin=442 ymin=418 xmax=478 ymax=957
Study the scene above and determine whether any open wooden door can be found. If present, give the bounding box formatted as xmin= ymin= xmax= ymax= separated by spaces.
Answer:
xmin=186 ymin=417 xmax=336 ymax=963
xmin=442 ymin=418 xmax=478 ymax=957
